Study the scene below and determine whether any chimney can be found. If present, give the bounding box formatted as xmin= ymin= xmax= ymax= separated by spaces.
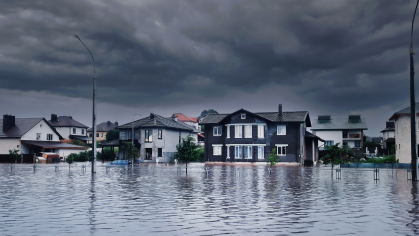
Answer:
xmin=51 ymin=114 xmax=57 ymax=122
xmin=150 ymin=113 xmax=155 ymax=119
xmin=107 ymin=121 xmax=111 ymax=126
xmin=278 ymin=104 xmax=282 ymax=116
xmin=318 ymin=115 xmax=331 ymax=120
xmin=115 ymin=121 xmax=118 ymax=126
xmin=3 ymin=115 xmax=15 ymax=132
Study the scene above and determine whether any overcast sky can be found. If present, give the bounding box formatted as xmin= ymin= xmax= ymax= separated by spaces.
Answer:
xmin=0 ymin=0 xmax=418 ymax=136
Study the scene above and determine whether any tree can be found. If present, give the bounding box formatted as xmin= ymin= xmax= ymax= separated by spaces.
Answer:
xmin=121 ymin=141 xmax=140 ymax=164
xmin=9 ymin=149 xmax=21 ymax=163
xmin=106 ymin=129 xmax=120 ymax=141
xmin=71 ymin=139 xmax=85 ymax=147
xmin=173 ymin=136 xmax=199 ymax=175
xmin=267 ymin=148 xmax=279 ymax=166
xmin=199 ymin=109 xmax=219 ymax=121
xmin=66 ymin=155 xmax=74 ymax=171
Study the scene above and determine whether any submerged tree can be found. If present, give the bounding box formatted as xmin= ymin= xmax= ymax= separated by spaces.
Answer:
xmin=174 ymin=136 xmax=199 ymax=175
xmin=66 ymin=156 xmax=74 ymax=171
xmin=267 ymin=148 xmax=279 ymax=166
xmin=9 ymin=149 xmax=21 ymax=164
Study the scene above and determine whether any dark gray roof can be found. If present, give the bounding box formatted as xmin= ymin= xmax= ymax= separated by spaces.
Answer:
xmin=21 ymin=141 xmax=87 ymax=149
xmin=199 ymin=109 xmax=309 ymax=125
xmin=305 ymin=131 xmax=325 ymax=142
xmin=87 ymin=121 xmax=118 ymax=132
xmin=390 ymin=102 xmax=419 ymax=120
xmin=311 ymin=118 xmax=368 ymax=130
xmin=49 ymin=116 xmax=88 ymax=128
xmin=0 ymin=118 xmax=63 ymax=139
xmin=117 ymin=114 xmax=200 ymax=133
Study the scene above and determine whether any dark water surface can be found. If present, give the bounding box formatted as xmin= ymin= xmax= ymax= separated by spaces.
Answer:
xmin=1 ymin=163 xmax=419 ymax=235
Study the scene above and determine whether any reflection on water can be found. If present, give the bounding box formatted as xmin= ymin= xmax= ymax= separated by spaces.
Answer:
xmin=1 ymin=163 xmax=419 ymax=235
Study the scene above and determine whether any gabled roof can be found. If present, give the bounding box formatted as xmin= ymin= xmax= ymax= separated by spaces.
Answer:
xmin=87 ymin=121 xmax=118 ymax=132
xmin=305 ymin=131 xmax=325 ymax=142
xmin=49 ymin=116 xmax=88 ymax=128
xmin=117 ymin=113 xmax=201 ymax=133
xmin=173 ymin=113 xmax=198 ymax=123
xmin=21 ymin=141 xmax=86 ymax=149
xmin=199 ymin=108 xmax=310 ymax=126
xmin=389 ymin=102 xmax=419 ymax=120
xmin=0 ymin=118 xmax=63 ymax=139
xmin=311 ymin=118 xmax=368 ymax=130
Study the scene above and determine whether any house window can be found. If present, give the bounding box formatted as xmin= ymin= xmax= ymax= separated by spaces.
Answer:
xmin=73 ymin=128 xmax=76 ymax=134
xmin=120 ymin=132 xmax=126 ymax=140
xmin=235 ymin=125 xmax=243 ymax=138
xmin=145 ymin=130 xmax=152 ymax=142
xmin=82 ymin=129 xmax=85 ymax=135
xmin=277 ymin=125 xmax=286 ymax=135
xmin=277 ymin=145 xmax=287 ymax=156
xmin=89 ymin=134 xmax=92 ymax=137
xmin=241 ymin=114 xmax=246 ymax=119
xmin=235 ymin=146 xmax=242 ymax=159
xmin=227 ymin=126 xmax=230 ymax=139
xmin=325 ymin=141 xmax=334 ymax=146
xmin=258 ymin=125 xmax=264 ymax=138
xmin=158 ymin=130 xmax=162 ymax=139
xmin=227 ymin=147 xmax=230 ymax=159
xmin=158 ymin=148 xmax=162 ymax=157
xmin=213 ymin=126 xmax=222 ymax=136
xmin=343 ymin=142 xmax=348 ymax=146
xmin=244 ymin=125 xmax=252 ymax=138
xmin=258 ymin=146 xmax=264 ymax=159
xmin=40 ymin=124 xmax=42 ymax=128
xmin=36 ymin=133 xmax=41 ymax=140
xmin=245 ymin=146 xmax=252 ymax=159
xmin=213 ymin=145 xmax=222 ymax=155
xmin=355 ymin=141 xmax=361 ymax=147
xmin=343 ymin=130 xmax=348 ymax=138
xmin=101 ymin=133 xmax=103 ymax=137
xmin=96 ymin=133 xmax=99 ymax=137
xmin=47 ymin=134 xmax=53 ymax=140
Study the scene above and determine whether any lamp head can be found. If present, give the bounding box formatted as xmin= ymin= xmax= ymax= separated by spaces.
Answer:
xmin=74 ymin=35 xmax=80 ymax=40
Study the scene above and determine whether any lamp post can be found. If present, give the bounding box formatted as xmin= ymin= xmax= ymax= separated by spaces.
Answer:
xmin=74 ymin=35 xmax=97 ymax=174
xmin=132 ymin=114 xmax=142 ymax=145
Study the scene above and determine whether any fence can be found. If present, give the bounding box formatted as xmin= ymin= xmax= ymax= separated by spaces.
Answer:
xmin=0 ymin=154 xmax=35 ymax=163
xmin=340 ymin=162 xmax=413 ymax=169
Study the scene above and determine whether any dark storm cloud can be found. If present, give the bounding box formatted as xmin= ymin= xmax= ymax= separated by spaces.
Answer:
xmin=0 ymin=0 xmax=417 ymax=113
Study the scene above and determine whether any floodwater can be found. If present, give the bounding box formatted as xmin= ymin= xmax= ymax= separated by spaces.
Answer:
xmin=0 ymin=163 xmax=418 ymax=235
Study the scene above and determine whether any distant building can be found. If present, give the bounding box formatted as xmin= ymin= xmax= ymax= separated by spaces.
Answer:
xmin=117 ymin=113 xmax=201 ymax=163
xmin=0 ymin=114 xmax=86 ymax=162
xmin=381 ymin=121 xmax=395 ymax=155
xmin=310 ymin=115 xmax=368 ymax=149
xmin=389 ymin=103 xmax=419 ymax=163
xmin=87 ymin=121 xmax=118 ymax=143
xmin=48 ymin=114 xmax=90 ymax=143
xmin=172 ymin=113 xmax=200 ymax=130
xmin=199 ymin=104 xmax=323 ymax=165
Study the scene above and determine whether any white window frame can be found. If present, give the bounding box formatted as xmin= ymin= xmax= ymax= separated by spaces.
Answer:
xmin=244 ymin=125 xmax=252 ymax=138
xmin=241 ymin=114 xmax=246 ymax=119
xmin=325 ymin=140 xmax=334 ymax=146
xmin=213 ymin=126 xmax=222 ymax=136
xmin=275 ymin=144 xmax=288 ymax=156
xmin=245 ymin=146 xmax=252 ymax=159
xmin=235 ymin=146 xmax=242 ymax=159
xmin=47 ymin=134 xmax=53 ymax=141
xmin=213 ymin=145 xmax=222 ymax=156
xmin=235 ymin=125 xmax=242 ymax=138
xmin=227 ymin=126 xmax=230 ymax=139
xmin=277 ymin=125 xmax=286 ymax=135
xmin=258 ymin=146 xmax=264 ymax=159
xmin=36 ymin=133 xmax=41 ymax=140
xmin=227 ymin=146 xmax=230 ymax=159
xmin=258 ymin=125 xmax=264 ymax=138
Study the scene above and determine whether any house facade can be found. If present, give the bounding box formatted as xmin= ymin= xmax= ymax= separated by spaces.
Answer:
xmin=87 ymin=121 xmax=118 ymax=143
xmin=117 ymin=113 xmax=201 ymax=162
xmin=389 ymin=103 xmax=419 ymax=163
xmin=48 ymin=114 xmax=89 ymax=142
xmin=199 ymin=105 xmax=323 ymax=165
xmin=0 ymin=115 xmax=86 ymax=161
xmin=381 ymin=121 xmax=395 ymax=155
xmin=310 ymin=115 xmax=368 ymax=149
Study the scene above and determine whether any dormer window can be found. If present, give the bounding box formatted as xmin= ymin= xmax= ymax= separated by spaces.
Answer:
xmin=241 ymin=114 xmax=246 ymax=119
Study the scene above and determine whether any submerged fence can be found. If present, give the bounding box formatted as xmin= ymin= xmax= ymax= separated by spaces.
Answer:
xmin=340 ymin=162 xmax=414 ymax=169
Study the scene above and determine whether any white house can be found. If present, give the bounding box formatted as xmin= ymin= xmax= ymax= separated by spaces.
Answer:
xmin=48 ymin=114 xmax=90 ymax=142
xmin=311 ymin=115 xmax=368 ymax=149
xmin=389 ymin=103 xmax=419 ymax=163
xmin=117 ymin=113 xmax=202 ymax=162
xmin=0 ymin=115 xmax=87 ymax=161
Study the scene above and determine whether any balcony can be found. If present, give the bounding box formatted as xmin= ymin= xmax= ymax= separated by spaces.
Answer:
xmin=342 ymin=134 xmax=361 ymax=140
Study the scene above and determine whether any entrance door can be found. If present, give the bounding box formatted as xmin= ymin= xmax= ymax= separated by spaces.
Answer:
xmin=145 ymin=148 xmax=152 ymax=160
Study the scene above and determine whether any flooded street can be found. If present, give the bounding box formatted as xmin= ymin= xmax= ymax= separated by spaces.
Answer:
xmin=1 ymin=163 xmax=418 ymax=235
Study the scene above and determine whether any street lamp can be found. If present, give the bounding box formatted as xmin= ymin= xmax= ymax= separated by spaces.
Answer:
xmin=132 ymin=114 xmax=142 ymax=145
xmin=74 ymin=34 xmax=97 ymax=174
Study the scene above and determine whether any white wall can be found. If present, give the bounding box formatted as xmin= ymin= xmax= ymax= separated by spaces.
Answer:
xmin=0 ymin=138 xmax=20 ymax=154
xmin=55 ymin=127 xmax=71 ymax=139
xmin=314 ymin=130 xmax=343 ymax=148
xmin=21 ymin=119 xmax=60 ymax=141
xmin=394 ymin=115 xmax=419 ymax=163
